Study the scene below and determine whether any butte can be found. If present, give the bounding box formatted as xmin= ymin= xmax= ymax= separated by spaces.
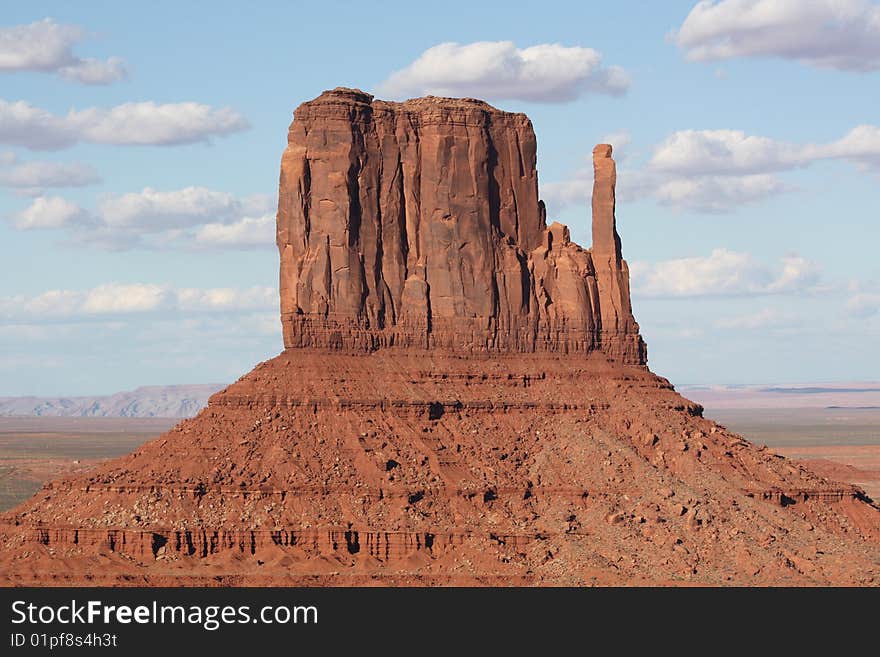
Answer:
xmin=1 ymin=88 xmax=877 ymax=585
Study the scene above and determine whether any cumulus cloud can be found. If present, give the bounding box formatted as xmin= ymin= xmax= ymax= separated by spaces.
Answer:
xmin=714 ymin=307 xmax=797 ymax=330
xmin=651 ymin=126 xmax=880 ymax=175
xmin=195 ymin=214 xmax=275 ymax=248
xmin=60 ymin=56 xmax=127 ymax=85
xmin=98 ymin=187 xmax=248 ymax=229
xmin=629 ymin=248 xmax=822 ymax=298
xmin=818 ymin=124 xmax=880 ymax=170
xmin=766 ymin=254 xmax=824 ymax=293
xmin=7 ymin=187 xmax=276 ymax=250
xmin=0 ymin=18 xmax=127 ymax=84
xmin=673 ymin=0 xmax=880 ymax=71
xmin=175 ymin=286 xmax=277 ymax=312
xmin=642 ymin=126 xmax=880 ymax=210
xmin=649 ymin=129 xmax=804 ymax=175
xmin=377 ymin=41 xmax=629 ymax=102
xmin=541 ymin=123 xmax=880 ymax=214
xmin=846 ymin=292 xmax=880 ymax=317
xmin=0 ymin=152 xmax=100 ymax=189
xmin=13 ymin=195 xmax=88 ymax=229
xmin=89 ymin=187 xmax=274 ymax=249
xmin=650 ymin=173 xmax=787 ymax=213
xmin=16 ymin=289 xmax=83 ymax=318
xmin=82 ymin=283 xmax=168 ymax=314
xmin=0 ymin=284 xmax=277 ymax=321
xmin=0 ymin=99 xmax=248 ymax=150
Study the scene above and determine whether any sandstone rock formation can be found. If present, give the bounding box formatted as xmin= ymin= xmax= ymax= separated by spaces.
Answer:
xmin=0 ymin=89 xmax=877 ymax=586
xmin=277 ymin=89 xmax=645 ymax=362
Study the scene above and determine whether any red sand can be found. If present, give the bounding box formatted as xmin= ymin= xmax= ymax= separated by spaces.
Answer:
xmin=778 ymin=445 xmax=880 ymax=502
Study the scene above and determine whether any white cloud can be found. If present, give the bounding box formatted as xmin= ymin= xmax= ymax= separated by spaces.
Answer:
xmin=0 ymin=101 xmax=69 ymax=150
xmin=0 ymin=284 xmax=277 ymax=321
xmin=714 ymin=307 xmax=797 ymax=329
xmin=18 ymin=289 xmax=83 ymax=317
xmin=641 ymin=126 xmax=880 ymax=210
xmin=541 ymin=123 xmax=880 ymax=214
xmin=0 ymin=18 xmax=127 ymax=84
xmin=98 ymin=187 xmax=244 ymax=229
xmin=10 ymin=285 xmax=168 ymax=318
xmin=630 ymin=248 xmax=822 ymax=297
xmin=81 ymin=283 xmax=168 ymax=314
xmin=0 ymin=323 xmax=67 ymax=342
xmin=134 ymin=312 xmax=281 ymax=343
xmin=377 ymin=41 xmax=629 ymax=102
xmin=14 ymin=195 xmax=87 ymax=229
xmin=0 ymin=152 xmax=100 ymax=189
xmin=175 ymin=286 xmax=277 ymax=312
xmin=766 ymin=254 xmax=823 ymax=293
xmin=71 ymin=102 xmax=248 ymax=146
xmin=846 ymin=292 xmax=880 ymax=317
xmin=651 ymin=173 xmax=787 ymax=213
xmin=673 ymin=0 xmax=880 ymax=71
xmin=243 ymin=312 xmax=282 ymax=337
xmin=0 ymin=99 xmax=248 ymax=150
xmin=0 ymin=321 xmax=127 ymax=343
xmin=59 ymin=56 xmax=127 ymax=85
xmin=6 ymin=187 xmax=276 ymax=250
xmin=818 ymin=124 xmax=880 ymax=170
xmin=195 ymin=214 xmax=275 ymax=248
xmin=649 ymin=129 xmax=804 ymax=175
xmin=650 ymin=127 xmax=880 ymax=175
xmin=86 ymin=188 xmax=273 ymax=249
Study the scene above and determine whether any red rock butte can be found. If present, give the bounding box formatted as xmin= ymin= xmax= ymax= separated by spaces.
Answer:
xmin=1 ymin=88 xmax=877 ymax=586
xmin=278 ymin=88 xmax=644 ymax=362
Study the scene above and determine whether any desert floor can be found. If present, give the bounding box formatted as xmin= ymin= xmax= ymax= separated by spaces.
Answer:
xmin=0 ymin=417 xmax=175 ymax=512
xmin=1 ymin=409 xmax=877 ymax=513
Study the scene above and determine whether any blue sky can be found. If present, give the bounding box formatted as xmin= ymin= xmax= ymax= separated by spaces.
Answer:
xmin=1 ymin=0 xmax=878 ymax=395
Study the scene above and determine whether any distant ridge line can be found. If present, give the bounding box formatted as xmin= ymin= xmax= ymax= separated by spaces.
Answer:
xmin=0 ymin=384 xmax=226 ymax=418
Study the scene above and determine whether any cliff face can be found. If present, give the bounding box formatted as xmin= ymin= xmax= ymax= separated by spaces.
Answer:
xmin=277 ymin=88 xmax=646 ymax=363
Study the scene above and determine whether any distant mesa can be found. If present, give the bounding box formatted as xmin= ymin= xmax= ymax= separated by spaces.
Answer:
xmin=0 ymin=385 xmax=225 ymax=418
xmin=0 ymin=89 xmax=877 ymax=586
xmin=680 ymin=382 xmax=880 ymax=410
